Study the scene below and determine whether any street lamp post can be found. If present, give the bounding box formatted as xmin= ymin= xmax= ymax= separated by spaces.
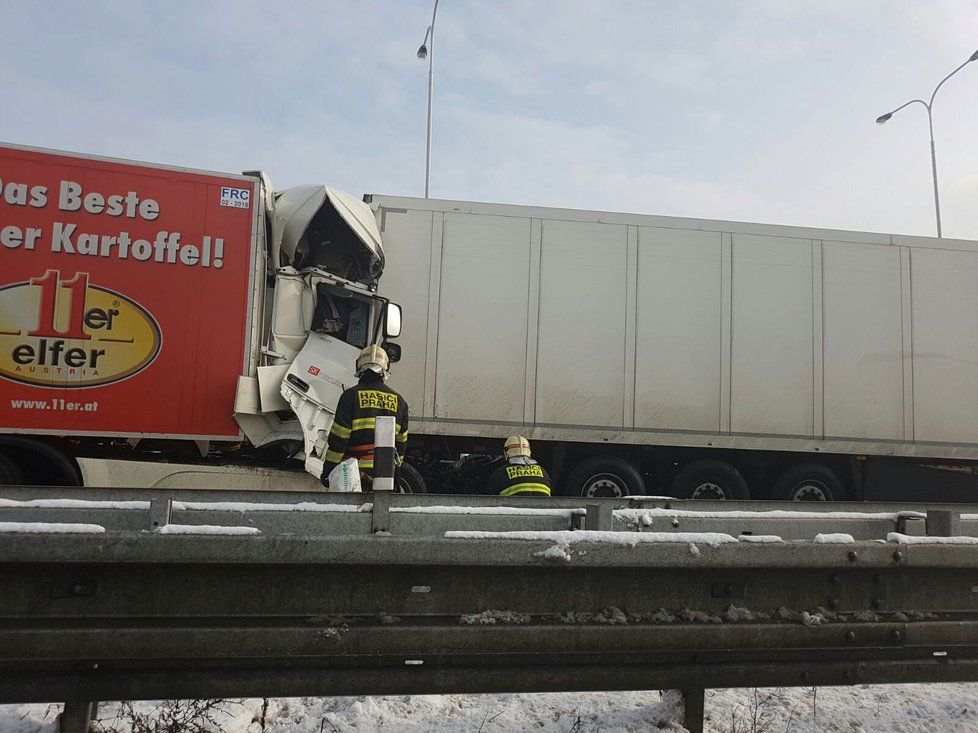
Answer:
xmin=417 ymin=0 xmax=440 ymax=199
xmin=876 ymin=49 xmax=978 ymax=238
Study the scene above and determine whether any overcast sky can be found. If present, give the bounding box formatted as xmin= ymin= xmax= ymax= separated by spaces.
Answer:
xmin=2 ymin=1 xmax=976 ymax=238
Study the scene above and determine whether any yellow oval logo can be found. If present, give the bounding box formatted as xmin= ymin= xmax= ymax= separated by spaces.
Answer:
xmin=0 ymin=269 xmax=162 ymax=389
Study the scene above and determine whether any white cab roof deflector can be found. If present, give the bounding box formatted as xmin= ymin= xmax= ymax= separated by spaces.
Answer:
xmin=269 ymin=184 xmax=384 ymax=281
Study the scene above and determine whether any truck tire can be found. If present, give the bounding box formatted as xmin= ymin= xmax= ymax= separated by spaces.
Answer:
xmin=0 ymin=454 xmax=23 ymax=485
xmin=671 ymin=459 xmax=749 ymax=500
xmin=0 ymin=438 xmax=81 ymax=486
xmin=567 ymin=457 xmax=645 ymax=498
xmin=774 ymin=463 xmax=841 ymax=501
xmin=395 ymin=462 xmax=428 ymax=494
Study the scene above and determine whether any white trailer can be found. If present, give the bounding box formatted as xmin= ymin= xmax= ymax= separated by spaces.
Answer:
xmin=371 ymin=194 xmax=978 ymax=502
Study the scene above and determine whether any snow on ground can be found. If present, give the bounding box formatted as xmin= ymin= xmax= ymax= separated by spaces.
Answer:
xmin=5 ymin=684 xmax=978 ymax=732
xmin=445 ymin=529 xmax=739 ymax=547
xmin=156 ymin=524 xmax=260 ymax=535
xmin=887 ymin=532 xmax=978 ymax=545
xmin=0 ymin=499 xmax=150 ymax=510
xmin=171 ymin=501 xmax=372 ymax=513
xmin=0 ymin=522 xmax=105 ymax=534
xmin=813 ymin=533 xmax=857 ymax=544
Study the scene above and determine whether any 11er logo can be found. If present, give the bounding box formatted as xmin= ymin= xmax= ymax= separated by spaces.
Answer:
xmin=27 ymin=270 xmax=104 ymax=339
xmin=0 ymin=269 xmax=162 ymax=388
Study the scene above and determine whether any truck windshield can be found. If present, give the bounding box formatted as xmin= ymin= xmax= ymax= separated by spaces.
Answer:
xmin=311 ymin=284 xmax=371 ymax=349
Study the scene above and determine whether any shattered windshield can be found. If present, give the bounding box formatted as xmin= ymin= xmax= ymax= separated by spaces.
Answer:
xmin=311 ymin=283 xmax=371 ymax=349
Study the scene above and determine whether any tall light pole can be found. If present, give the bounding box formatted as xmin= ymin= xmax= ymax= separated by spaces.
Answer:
xmin=417 ymin=0 xmax=440 ymax=199
xmin=876 ymin=49 xmax=978 ymax=238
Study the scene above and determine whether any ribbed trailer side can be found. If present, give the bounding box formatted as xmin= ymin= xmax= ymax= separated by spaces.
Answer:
xmin=372 ymin=193 xmax=978 ymax=498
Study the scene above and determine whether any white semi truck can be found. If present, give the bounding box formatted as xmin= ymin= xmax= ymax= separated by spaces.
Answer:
xmin=4 ymin=143 xmax=978 ymax=502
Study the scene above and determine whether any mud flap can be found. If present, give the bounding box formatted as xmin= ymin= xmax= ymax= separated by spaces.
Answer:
xmin=280 ymin=332 xmax=358 ymax=479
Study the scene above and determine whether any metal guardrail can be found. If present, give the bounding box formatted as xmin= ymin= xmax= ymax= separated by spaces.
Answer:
xmin=4 ymin=487 xmax=978 ymax=732
xmin=4 ymin=485 xmax=978 ymax=536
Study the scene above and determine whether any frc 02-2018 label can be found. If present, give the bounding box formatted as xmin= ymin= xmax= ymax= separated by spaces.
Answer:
xmin=220 ymin=187 xmax=251 ymax=209
xmin=0 ymin=269 xmax=162 ymax=388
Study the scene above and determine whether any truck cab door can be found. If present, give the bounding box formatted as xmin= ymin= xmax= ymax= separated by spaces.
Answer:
xmin=281 ymin=332 xmax=358 ymax=479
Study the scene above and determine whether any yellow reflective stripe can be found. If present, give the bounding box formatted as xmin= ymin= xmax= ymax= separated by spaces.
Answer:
xmin=329 ymin=423 xmax=351 ymax=439
xmin=358 ymin=459 xmax=374 ymax=469
xmin=351 ymin=417 xmax=376 ymax=431
xmin=323 ymin=450 xmax=345 ymax=463
xmin=396 ymin=431 xmax=408 ymax=443
xmin=500 ymin=483 xmax=551 ymax=496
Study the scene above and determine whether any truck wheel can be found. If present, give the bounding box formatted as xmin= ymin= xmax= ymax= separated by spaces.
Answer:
xmin=774 ymin=463 xmax=840 ymax=501
xmin=395 ymin=463 xmax=428 ymax=494
xmin=671 ymin=459 xmax=749 ymax=500
xmin=0 ymin=454 xmax=23 ymax=485
xmin=567 ymin=457 xmax=644 ymax=498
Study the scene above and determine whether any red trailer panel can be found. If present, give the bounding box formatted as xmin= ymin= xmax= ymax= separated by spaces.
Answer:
xmin=0 ymin=145 xmax=258 ymax=439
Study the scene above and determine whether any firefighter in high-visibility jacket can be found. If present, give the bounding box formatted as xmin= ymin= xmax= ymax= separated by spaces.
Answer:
xmin=320 ymin=345 xmax=409 ymax=487
xmin=485 ymin=435 xmax=553 ymax=496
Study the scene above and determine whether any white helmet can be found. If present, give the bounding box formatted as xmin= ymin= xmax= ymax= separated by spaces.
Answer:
xmin=503 ymin=435 xmax=532 ymax=460
xmin=356 ymin=345 xmax=389 ymax=376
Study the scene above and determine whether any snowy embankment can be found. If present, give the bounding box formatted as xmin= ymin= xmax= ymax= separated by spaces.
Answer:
xmin=5 ymin=685 xmax=978 ymax=732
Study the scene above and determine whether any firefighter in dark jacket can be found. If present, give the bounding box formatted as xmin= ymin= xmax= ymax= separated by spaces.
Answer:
xmin=485 ymin=435 xmax=553 ymax=496
xmin=320 ymin=345 xmax=408 ymax=487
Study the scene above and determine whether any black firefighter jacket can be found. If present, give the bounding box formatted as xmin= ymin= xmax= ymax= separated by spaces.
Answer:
xmin=321 ymin=373 xmax=408 ymax=482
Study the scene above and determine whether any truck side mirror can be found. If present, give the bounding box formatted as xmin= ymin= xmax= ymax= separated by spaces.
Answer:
xmin=385 ymin=302 xmax=402 ymax=338
xmin=382 ymin=341 xmax=402 ymax=363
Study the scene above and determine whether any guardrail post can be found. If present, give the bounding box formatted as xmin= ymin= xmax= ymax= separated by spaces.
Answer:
xmin=149 ymin=497 xmax=172 ymax=531
xmin=372 ymin=490 xmax=392 ymax=534
xmin=680 ymin=688 xmax=705 ymax=733
xmin=926 ymin=510 xmax=960 ymax=537
xmin=896 ymin=512 xmax=925 ymax=536
xmin=586 ymin=504 xmax=612 ymax=531
xmin=59 ymin=700 xmax=96 ymax=733
xmin=373 ymin=416 xmax=397 ymax=492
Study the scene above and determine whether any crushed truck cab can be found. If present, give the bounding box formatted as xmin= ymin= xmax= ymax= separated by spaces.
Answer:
xmin=233 ymin=181 xmax=399 ymax=479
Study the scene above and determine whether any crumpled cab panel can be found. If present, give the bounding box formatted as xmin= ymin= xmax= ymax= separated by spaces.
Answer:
xmin=270 ymin=185 xmax=384 ymax=286
xmin=280 ymin=332 xmax=358 ymax=478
